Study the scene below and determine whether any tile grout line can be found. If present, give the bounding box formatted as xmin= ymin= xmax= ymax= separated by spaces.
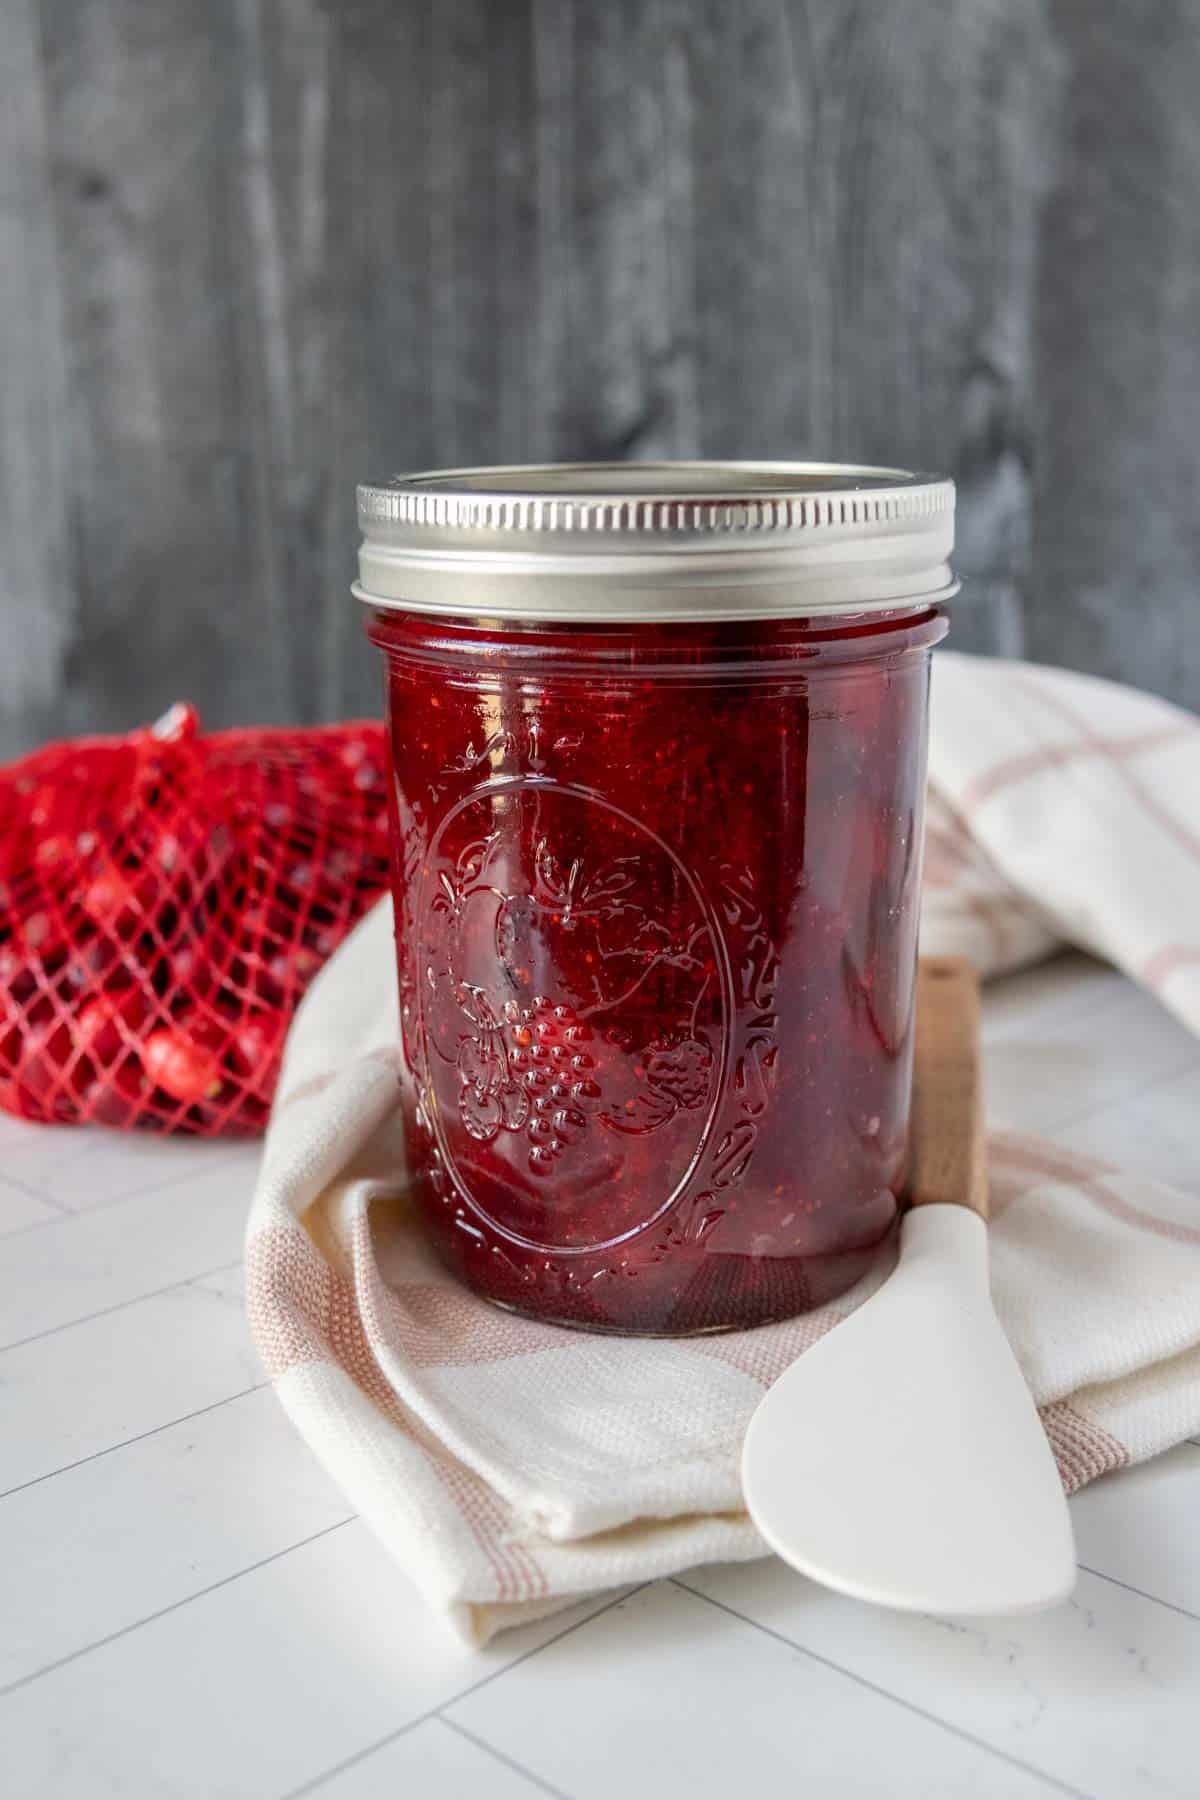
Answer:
xmin=0 ymin=1516 xmax=358 ymax=1702
xmin=0 ymin=1147 xmax=257 ymax=1238
xmin=279 ymin=1584 xmax=651 ymax=1800
xmin=280 ymin=1717 xmax=429 ymax=1796
xmin=439 ymin=1715 xmax=575 ymax=1800
xmin=669 ymin=1580 xmax=1094 ymax=1800
xmin=0 ymin=1257 xmax=244 ymax=1355
xmin=1077 ymin=1562 xmax=1200 ymax=1623
xmin=0 ymin=1167 xmax=78 ymax=1216
xmin=0 ymin=1379 xmax=272 ymax=1501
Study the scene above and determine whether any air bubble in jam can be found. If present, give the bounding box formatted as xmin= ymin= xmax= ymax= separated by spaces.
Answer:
xmin=370 ymin=605 xmax=946 ymax=1333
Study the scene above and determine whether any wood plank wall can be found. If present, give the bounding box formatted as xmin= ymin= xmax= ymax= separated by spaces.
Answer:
xmin=2 ymin=0 xmax=1197 ymax=757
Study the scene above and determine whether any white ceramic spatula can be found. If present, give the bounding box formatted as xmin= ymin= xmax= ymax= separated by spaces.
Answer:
xmin=741 ymin=957 xmax=1076 ymax=1616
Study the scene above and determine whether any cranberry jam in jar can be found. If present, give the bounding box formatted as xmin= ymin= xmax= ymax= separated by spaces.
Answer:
xmin=357 ymin=464 xmax=956 ymax=1333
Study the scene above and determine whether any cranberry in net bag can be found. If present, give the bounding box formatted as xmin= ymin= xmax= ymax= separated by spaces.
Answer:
xmin=0 ymin=705 xmax=390 ymax=1135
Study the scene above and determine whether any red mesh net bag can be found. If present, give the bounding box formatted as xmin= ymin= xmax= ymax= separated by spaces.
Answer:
xmin=0 ymin=705 xmax=390 ymax=1135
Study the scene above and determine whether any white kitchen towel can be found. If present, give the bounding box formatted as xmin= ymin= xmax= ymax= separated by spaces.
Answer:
xmin=246 ymin=654 xmax=1200 ymax=1644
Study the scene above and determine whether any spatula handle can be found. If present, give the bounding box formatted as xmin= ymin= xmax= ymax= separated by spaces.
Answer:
xmin=907 ymin=956 xmax=987 ymax=1220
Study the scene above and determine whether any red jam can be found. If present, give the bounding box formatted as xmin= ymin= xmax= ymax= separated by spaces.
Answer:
xmin=370 ymin=606 xmax=946 ymax=1333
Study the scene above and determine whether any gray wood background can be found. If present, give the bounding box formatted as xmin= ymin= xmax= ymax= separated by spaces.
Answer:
xmin=2 ymin=0 xmax=1198 ymax=760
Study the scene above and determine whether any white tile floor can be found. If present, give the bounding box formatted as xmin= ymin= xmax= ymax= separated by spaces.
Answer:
xmin=2 ymin=951 xmax=1199 ymax=1799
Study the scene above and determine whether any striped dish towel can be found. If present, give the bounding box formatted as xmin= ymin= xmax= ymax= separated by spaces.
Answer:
xmin=245 ymin=654 xmax=1200 ymax=1645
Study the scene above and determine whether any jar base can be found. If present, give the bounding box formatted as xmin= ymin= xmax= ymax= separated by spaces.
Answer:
xmin=431 ymin=1223 xmax=897 ymax=1338
xmin=480 ymin=1293 xmax=754 ymax=1338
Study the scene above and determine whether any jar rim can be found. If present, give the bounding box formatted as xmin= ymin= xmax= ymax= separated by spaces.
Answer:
xmin=355 ymin=460 xmax=957 ymax=623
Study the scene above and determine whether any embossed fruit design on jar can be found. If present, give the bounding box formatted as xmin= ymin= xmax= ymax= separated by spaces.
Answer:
xmin=358 ymin=465 xmax=956 ymax=1333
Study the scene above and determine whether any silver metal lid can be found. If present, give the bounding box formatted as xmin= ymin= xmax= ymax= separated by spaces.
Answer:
xmin=355 ymin=462 xmax=957 ymax=623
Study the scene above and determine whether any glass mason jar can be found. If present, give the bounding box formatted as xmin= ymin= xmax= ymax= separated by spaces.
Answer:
xmin=357 ymin=464 xmax=955 ymax=1334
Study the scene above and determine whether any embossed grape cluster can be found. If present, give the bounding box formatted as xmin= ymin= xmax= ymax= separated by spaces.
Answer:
xmin=504 ymin=996 xmax=599 ymax=1175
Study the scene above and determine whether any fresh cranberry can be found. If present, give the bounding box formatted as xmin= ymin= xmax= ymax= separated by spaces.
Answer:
xmin=80 ymin=1056 xmax=148 ymax=1129
xmin=229 ymin=1013 xmax=283 ymax=1083
xmin=15 ymin=1016 xmax=83 ymax=1122
xmin=267 ymin=945 xmax=320 ymax=989
xmin=82 ymin=860 xmax=143 ymax=924
xmin=0 ymin=944 xmax=37 ymax=1005
xmin=240 ymin=902 xmax=294 ymax=947
xmin=33 ymin=833 xmax=74 ymax=873
xmin=66 ymin=934 xmax=140 ymax=987
xmin=74 ymin=987 xmax=150 ymax=1058
xmin=22 ymin=912 xmax=56 ymax=952
xmin=141 ymin=1027 xmax=224 ymax=1102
